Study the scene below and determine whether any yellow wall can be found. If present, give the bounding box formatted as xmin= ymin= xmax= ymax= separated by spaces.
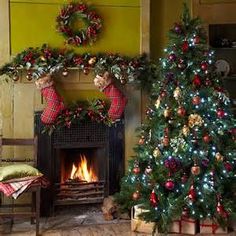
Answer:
xmin=10 ymin=0 xmax=140 ymax=56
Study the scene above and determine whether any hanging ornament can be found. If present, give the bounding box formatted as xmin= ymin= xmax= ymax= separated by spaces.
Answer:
xmin=201 ymin=158 xmax=209 ymax=168
xmin=188 ymin=114 xmax=204 ymax=128
xmin=26 ymin=71 xmax=32 ymax=81
xmin=153 ymin=147 xmax=161 ymax=158
xmin=145 ymin=165 xmax=152 ymax=175
xmin=62 ymin=68 xmax=68 ymax=77
xmin=150 ymin=189 xmax=158 ymax=207
xmin=173 ymin=87 xmax=181 ymax=100
xmin=188 ymin=185 xmax=196 ymax=201
xmin=155 ymin=97 xmax=161 ymax=109
xmin=177 ymin=106 xmax=186 ymax=117
xmin=165 ymin=179 xmax=175 ymax=190
xmin=192 ymin=96 xmax=201 ymax=105
xmin=163 ymin=136 xmax=170 ymax=147
xmin=215 ymin=152 xmax=224 ymax=162
xmin=201 ymin=61 xmax=208 ymax=71
xmin=203 ymin=134 xmax=211 ymax=143
xmin=177 ymin=59 xmax=186 ymax=70
xmin=132 ymin=190 xmax=140 ymax=200
xmin=217 ymin=108 xmax=225 ymax=118
xmin=168 ymin=53 xmax=176 ymax=61
xmin=224 ymin=162 xmax=233 ymax=172
xmin=193 ymin=36 xmax=200 ymax=44
xmin=88 ymin=56 xmax=97 ymax=65
xmin=182 ymin=40 xmax=189 ymax=52
xmin=181 ymin=173 xmax=188 ymax=183
xmin=216 ymin=201 xmax=228 ymax=218
xmin=182 ymin=125 xmax=190 ymax=136
xmin=191 ymin=164 xmax=201 ymax=175
xmin=174 ymin=23 xmax=182 ymax=34
xmin=133 ymin=166 xmax=141 ymax=175
xmin=193 ymin=74 xmax=201 ymax=86
xmin=163 ymin=107 xmax=171 ymax=118
xmin=138 ymin=136 xmax=145 ymax=145
xmin=205 ymin=78 xmax=212 ymax=86
xmin=160 ymin=90 xmax=167 ymax=98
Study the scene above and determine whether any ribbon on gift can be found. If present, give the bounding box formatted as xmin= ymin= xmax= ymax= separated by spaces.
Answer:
xmin=200 ymin=221 xmax=219 ymax=234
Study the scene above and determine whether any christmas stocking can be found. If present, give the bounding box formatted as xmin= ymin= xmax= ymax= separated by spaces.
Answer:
xmin=35 ymin=75 xmax=65 ymax=124
xmin=102 ymin=83 xmax=127 ymax=121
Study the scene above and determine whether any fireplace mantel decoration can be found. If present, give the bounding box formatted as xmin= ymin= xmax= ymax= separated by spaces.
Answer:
xmin=0 ymin=44 xmax=150 ymax=86
xmin=42 ymin=99 xmax=112 ymax=135
xmin=56 ymin=2 xmax=102 ymax=47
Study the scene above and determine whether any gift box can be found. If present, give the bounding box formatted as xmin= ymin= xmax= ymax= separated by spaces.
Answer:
xmin=200 ymin=219 xmax=228 ymax=234
xmin=168 ymin=217 xmax=197 ymax=235
xmin=131 ymin=204 xmax=156 ymax=234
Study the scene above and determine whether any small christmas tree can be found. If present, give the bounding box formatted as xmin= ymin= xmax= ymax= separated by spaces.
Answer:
xmin=116 ymin=4 xmax=236 ymax=233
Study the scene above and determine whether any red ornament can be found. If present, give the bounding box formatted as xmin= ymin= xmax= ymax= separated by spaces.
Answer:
xmin=165 ymin=179 xmax=175 ymax=190
xmin=192 ymin=96 xmax=201 ymax=105
xmin=177 ymin=107 xmax=186 ymax=117
xmin=203 ymin=134 xmax=211 ymax=143
xmin=133 ymin=166 xmax=141 ymax=174
xmin=224 ymin=162 xmax=233 ymax=172
xmin=193 ymin=36 xmax=200 ymax=44
xmin=132 ymin=190 xmax=140 ymax=200
xmin=182 ymin=41 xmax=189 ymax=52
xmin=182 ymin=207 xmax=189 ymax=217
xmin=163 ymin=136 xmax=169 ymax=147
xmin=160 ymin=90 xmax=167 ymax=98
xmin=205 ymin=79 xmax=212 ymax=86
xmin=150 ymin=190 xmax=158 ymax=207
xmin=201 ymin=62 xmax=208 ymax=71
xmin=168 ymin=53 xmax=176 ymax=61
xmin=181 ymin=174 xmax=188 ymax=183
xmin=193 ymin=74 xmax=201 ymax=86
xmin=217 ymin=108 xmax=225 ymax=118
xmin=139 ymin=136 xmax=145 ymax=145
xmin=216 ymin=201 xmax=228 ymax=218
xmin=188 ymin=185 xmax=196 ymax=201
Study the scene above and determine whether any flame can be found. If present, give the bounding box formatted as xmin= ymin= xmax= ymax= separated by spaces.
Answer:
xmin=70 ymin=154 xmax=98 ymax=182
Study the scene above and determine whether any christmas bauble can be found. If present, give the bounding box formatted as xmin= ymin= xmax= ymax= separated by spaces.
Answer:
xmin=165 ymin=179 xmax=175 ymax=190
xmin=205 ymin=79 xmax=212 ymax=86
xmin=153 ymin=147 xmax=161 ymax=158
xmin=201 ymin=62 xmax=208 ymax=71
xmin=132 ymin=190 xmax=140 ymax=200
xmin=217 ymin=109 xmax=225 ymax=118
xmin=191 ymin=164 xmax=201 ymax=175
xmin=182 ymin=125 xmax=190 ymax=136
xmin=177 ymin=59 xmax=186 ymax=70
xmin=203 ymin=134 xmax=211 ymax=143
xmin=192 ymin=96 xmax=201 ymax=105
xmin=182 ymin=41 xmax=189 ymax=52
xmin=163 ymin=136 xmax=169 ymax=147
xmin=12 ymin=74 xmax=20 ymax=81
xmin=188 ymin=185 xmax=196 ymax=201
xmin=174 ymin=23 xmax=182 ymax=34
xmin=160 ymin=90 xmax=167 ymax=98
xmin=164 ymin=107 xmax=171 ymax=118
xmin=193 ymin=74 xmax=201 ymax=86
xmin=145 ymin=166 xmax=152 ymax=175
xmin=138 ymin=136 xmax=145 ymax=145
xmin=168 ymin=53 xmax=176 ymax=61
xmin=224 ymin=162 xmax=233 ymax=172
xmin=150 ymin=190 xmax=158 ymax=207
xmin=173 ymin=87 xmax=181 ymax=100
xmin=216 ymin=201 xmax=228 ymax=218
xmin=88 ymin=57 xmax=96 ymax=65
xmin=193 ymin=36 xmax=200 ymax=44
xmin=215 ymin=152 xmax=224 ymax=161
xmin=133 ymin=166 xmax=141 ymax=174
xmin=177 ymin=107 xmax=186 ymax=117
xmin=181 ymin=174 xmax=188 ymax=183
xmin=62 ymin=69 xmax=68 ymax=77
xmin=26 ymin=72 xmax=32 ymax=81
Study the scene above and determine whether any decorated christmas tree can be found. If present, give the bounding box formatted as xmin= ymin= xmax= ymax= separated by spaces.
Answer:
xmin=116 ymin=4 xmax=236 ymax=233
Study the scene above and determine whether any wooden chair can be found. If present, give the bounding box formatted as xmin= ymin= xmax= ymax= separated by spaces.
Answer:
xmin=0 ymin=136 xmax=41 ymax=236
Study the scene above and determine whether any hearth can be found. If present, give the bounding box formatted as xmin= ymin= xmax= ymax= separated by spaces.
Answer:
xmin=34 ymin=112 xmax=124 ymax=216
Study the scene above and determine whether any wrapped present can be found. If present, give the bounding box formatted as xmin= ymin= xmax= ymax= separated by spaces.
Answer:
xmin=168 ymin=217 xmax=197 ymax=235
xmin=200 ymin=219 xmax=228 ymax=234
xmin=131 ymin=204 xmax=156 ymax=234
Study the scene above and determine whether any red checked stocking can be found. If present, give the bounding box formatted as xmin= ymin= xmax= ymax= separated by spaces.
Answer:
xmin=102 ymin=83 xmax=128 ymax=121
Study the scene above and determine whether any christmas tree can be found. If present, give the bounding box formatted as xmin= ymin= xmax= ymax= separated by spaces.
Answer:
xmin=116 ymin=4 xmax=236 ymax=233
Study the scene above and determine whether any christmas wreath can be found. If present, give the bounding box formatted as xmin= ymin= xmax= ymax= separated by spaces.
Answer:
xmin=56 ymin=2 xmax=102 ymax=46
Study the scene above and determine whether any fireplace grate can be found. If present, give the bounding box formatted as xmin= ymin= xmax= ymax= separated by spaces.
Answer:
xmin=54 ymin=181 xmax=105 ymax=206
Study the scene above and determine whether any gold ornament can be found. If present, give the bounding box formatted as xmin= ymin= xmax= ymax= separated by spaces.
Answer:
xmin=153 ymin=147 xmax=161 ymax=158
xmin=88 ymin=57 xmax=97 ymax=65
xmin=173 ymin=87 xmax=181 ymax=100
xmin=163 ymin=107 xmax=171 ymax=118
xmin=182 ymin=125 xmax=190 ymax=136
xmin=215 ymin=152 xmax=224 ymax=161
xmin=188 ymin=114 xmax=203 ymax=128
xmin=155 ymin=97 xmax=161 ymax=109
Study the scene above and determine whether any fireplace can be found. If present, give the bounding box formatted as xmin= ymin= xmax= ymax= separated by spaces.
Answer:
xmin=34 ymin=112 xmax=124 ymax=216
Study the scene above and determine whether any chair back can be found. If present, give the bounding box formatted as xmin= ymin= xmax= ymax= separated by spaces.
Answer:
xmin=0 ymin=136 xmax=38 ymax=167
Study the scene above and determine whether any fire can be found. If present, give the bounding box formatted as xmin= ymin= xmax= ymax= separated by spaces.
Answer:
xmin=70 ymin=154 xmax=98 ymax=182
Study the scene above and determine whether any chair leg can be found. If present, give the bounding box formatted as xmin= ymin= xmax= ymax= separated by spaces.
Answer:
xmin=31 ymin=191 xmax=36 ymax=224
xmin=36 ymin=187 xmax=41 ymax=236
